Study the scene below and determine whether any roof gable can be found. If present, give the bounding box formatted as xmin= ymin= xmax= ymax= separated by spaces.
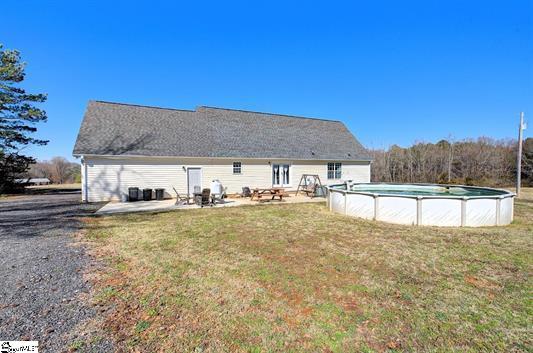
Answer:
xmin=73 ymin=101 xmax=370 ymax=160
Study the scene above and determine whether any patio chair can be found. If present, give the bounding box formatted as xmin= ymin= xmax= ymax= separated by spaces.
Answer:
xmin=173 ymin=187 xmax=190 ymax=205
xmin=211 ymin=186 xmax=227 ymax=204
xmin=241 ymin=186 xmax=252 ymax=198
xmin=198 ymin=188 xmax=214 ymax=207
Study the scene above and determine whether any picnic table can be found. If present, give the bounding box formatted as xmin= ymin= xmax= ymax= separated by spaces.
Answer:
xmin=250 ymin=188 xmax=286 ymax=201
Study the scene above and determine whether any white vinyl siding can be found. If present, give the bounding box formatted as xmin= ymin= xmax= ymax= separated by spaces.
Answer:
xmin=84 ymin=159 xmax=186 ymax=202
xmin=82 ymin=157 xmax=371 ymax=202
xmin=292 ymin=160 xmax=368 ymax=185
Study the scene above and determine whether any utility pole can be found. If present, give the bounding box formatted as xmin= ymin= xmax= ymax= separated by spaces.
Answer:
xmin=447 ymin=136 xmax=454 ymax=183
xmin=516 ymin=112 xmax=525 ymax=197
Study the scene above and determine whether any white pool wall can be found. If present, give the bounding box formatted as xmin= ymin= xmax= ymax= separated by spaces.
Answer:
xmin=326 ymin=184 xmax=515 ymax=227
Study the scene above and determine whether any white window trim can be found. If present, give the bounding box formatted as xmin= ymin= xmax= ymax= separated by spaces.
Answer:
xmin=327 ymin=162 xmax=342 ymax=180
xmin=271 ymin=162 xmax=292 ymax=187
xmin=233 ymin=161 xmax=242 ymax=175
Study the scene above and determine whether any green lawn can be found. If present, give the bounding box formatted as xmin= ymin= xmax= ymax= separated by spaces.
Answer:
xmin=83 ymin=190 xmax=532 ymax=352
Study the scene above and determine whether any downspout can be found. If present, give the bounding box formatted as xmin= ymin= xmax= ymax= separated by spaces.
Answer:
xmin=82 ymin=157 xmax=88 ymax=203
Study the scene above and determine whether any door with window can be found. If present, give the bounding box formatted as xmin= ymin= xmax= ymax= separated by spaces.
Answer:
xmin=272 ymin=164 xmax=290 ymax=187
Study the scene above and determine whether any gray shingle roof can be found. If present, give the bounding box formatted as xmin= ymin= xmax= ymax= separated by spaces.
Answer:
xmin=72 ymin=101 xmax=371 ymax=160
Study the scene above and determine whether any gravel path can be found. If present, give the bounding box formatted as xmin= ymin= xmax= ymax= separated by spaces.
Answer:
xmin=0 ymin=192 xmax=112 ymax=352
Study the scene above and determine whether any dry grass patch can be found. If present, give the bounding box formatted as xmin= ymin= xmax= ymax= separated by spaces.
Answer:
xmin=83 ymin=191 xmax=532 ymax=352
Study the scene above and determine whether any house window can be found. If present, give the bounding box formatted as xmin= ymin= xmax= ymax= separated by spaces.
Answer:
xmin=327 ymin=162 xmax=342 ymax=179
xmin=272 ymin=164 xmax=290 ymax=186
xmin=233 ymin=162 xmax=242 ymax=174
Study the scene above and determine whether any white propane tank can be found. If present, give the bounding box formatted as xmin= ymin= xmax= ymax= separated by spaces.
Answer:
xmin=210 ymin=179 xmax=223 ymax=195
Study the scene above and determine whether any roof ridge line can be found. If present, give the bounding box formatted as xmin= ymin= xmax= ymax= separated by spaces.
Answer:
xmin=91 ymin=100 xmax=196 ymax=113
xmin=198 ymin=106 xmax=341 ymax=123
xmin=90 ymin=101 xmax=342 ymax=123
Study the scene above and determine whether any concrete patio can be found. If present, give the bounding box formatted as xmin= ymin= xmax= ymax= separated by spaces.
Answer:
xmin=96 ymin=194 xmax=325 ymax=215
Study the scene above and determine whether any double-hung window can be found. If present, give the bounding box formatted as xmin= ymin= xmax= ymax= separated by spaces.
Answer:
xmin=233 ymin=162 xmax=242 ymax=174
xmin=327 ymin=162 xmax=342 ymax=179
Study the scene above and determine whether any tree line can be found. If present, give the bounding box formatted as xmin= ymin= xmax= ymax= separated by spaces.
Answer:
xmin=27 ymin=157 xmax=81 ymax=184
xmin=370 ymin=137 xmax=533 ymax=186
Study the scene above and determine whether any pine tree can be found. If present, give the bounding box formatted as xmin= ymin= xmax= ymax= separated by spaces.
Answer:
xmin=0 ymin=44 xmax=48 ymax=192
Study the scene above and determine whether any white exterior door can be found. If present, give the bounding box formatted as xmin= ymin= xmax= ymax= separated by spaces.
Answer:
xmin=187 ymin=168 xmax=202 ymax=196
xmin=272 ymin=164 xmax=291 ymax=187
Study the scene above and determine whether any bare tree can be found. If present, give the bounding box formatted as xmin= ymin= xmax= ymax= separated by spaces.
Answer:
xmin=50 ymin=157 xmax=71 ymax=184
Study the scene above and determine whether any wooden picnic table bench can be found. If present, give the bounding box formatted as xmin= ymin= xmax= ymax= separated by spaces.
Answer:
xmin=251 ymin=188 xmax=287 ymax=201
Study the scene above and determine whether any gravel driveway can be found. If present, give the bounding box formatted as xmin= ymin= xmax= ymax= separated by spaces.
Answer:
xmin=0 ymin=191 xmax=112 ymax=352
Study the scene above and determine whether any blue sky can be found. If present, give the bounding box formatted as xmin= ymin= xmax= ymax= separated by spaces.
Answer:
xmin=2 ymin=0 xmax=531 ymax=162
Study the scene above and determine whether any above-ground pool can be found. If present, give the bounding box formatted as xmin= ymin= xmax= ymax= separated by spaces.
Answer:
xmin=326 ymin=183 xmax=515 ymax=227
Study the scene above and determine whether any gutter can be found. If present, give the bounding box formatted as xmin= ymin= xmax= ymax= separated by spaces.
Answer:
xmin=73 ymin=153 xmax=373 ymax=162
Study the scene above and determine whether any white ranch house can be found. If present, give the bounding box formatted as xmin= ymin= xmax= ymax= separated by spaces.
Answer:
xmin=73 ymin=101 xmax=371 ymax=202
